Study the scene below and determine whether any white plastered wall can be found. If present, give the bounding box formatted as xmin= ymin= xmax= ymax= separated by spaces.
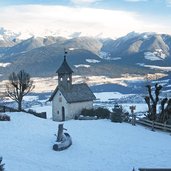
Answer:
xmin=52 ymin=90 xmax=94 ymax=121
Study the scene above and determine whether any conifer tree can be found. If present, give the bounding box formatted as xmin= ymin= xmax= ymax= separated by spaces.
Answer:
xmin=0 ymin=157 xmax=5 ymax=171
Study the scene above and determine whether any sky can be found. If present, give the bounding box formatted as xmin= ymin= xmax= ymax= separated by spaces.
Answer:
xmin=0 ymin=0 xmax=171 ymax=38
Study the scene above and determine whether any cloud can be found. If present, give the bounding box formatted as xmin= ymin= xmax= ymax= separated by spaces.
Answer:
xmin=0 ymin=5 xmax=170 ymax=38
xmin=70 ymin=0 xmax=101 ymax=5
xmin=125 ymin=0 xmax=147 ymax=2
xmin=166 ymin=0 xmax=171 ymax=6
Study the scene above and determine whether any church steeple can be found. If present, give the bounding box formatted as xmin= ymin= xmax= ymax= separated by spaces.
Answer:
xmin=57 ymin=49 xmax=73 ymax=90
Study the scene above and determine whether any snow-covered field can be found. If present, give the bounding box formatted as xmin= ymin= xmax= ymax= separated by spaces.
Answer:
xmin=86 ymin=59 xmax=100 ymax=63
xmin=0 ymin=72 xmax=168 ymax=93
xmin=74 ymin=64 xmax=90 ymax=68
xmin=1 ymin=112 xmax=171 ymax=171
xmin=137 ymin=63 xmax=171 ymax=72
xmin=1 ymin=90 xmax=171 ymax=170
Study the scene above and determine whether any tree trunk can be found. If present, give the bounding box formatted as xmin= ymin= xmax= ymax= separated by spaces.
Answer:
xmin=18 ymin=100 xmax=22 ymax=111
xmin=145 ymin=96 xmax=151 ymax=114
xmin=160 ymin=98 xmax=168 ymax=123
xmin=151 ymin=120 xmax=155 ymax=131
xmin=57 ymin=124 xmax=64 ymax=142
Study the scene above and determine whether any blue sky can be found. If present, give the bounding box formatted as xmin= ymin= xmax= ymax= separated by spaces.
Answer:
xmin=0 ymin=0 xmax=171 ymax=38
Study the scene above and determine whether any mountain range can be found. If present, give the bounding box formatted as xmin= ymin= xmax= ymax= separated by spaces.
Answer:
xmin=0 ymin=27 xmax=171 ymax=80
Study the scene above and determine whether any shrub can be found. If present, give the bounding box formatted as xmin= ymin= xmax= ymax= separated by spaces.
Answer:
xmin=0 ymin=157 xmax=5 ymax=171
xmin=80 ymin=108 xmax=95 ymax=117
xmin=0 ymin=114 xmax=10 ymax=121
xmin=27 ymin=109 xmax=36 ymax=114
xmin=80 ymin=107 xmax=110 ymax=119
xmin=111 ymin=105 xmax=123 ymax=123
xmin=94 ymin=107 xmax=110 ymax=119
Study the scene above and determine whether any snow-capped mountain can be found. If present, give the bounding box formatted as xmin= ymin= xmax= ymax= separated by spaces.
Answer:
xmin=0 ymin=29 xmax=171 ymax=79
xmin=0 ymin=27 xmax=21 ymax=47
xmin=102 ymin=32 xmax=171 ymax=62
xmin=5 ymin=36 xmax=67 ymax=55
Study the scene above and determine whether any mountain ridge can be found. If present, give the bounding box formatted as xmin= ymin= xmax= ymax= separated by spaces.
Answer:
xmin=0 ymin=29 xmax=171 ymax=80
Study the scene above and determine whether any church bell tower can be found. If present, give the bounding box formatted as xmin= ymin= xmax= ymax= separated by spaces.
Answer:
xmin=56 ymin=50 xmax=73 ymax=91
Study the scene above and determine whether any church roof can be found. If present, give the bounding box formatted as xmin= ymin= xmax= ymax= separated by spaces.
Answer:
xmin=56 ymin=57 xmax=73 ymax=74
xmin=49 ymin=83 xmax=96 ymax=103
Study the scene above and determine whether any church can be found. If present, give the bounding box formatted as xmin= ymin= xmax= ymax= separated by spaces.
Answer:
xmin=49 ymin=51 xmax=96 ymax=121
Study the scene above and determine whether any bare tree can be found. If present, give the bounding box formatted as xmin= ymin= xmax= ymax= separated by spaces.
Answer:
xmin=145 ymin=83 xmax=162 ymax=119
xmin=6 ymin=70 xmax=34 ymax=111
xmin=144 ymin=83 xmax=162 ymax=131
xmin=159 ymin=98 xmax=171 ymax=123
xmin=159 ymin=98 xmax=168 ymax=123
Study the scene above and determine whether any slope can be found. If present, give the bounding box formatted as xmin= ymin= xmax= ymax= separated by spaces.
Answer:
xmin=0 ymin=112 xmax=171 ymax=171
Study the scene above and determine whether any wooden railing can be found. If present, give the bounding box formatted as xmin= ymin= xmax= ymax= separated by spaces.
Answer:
xmin=136 ymin=118 xmax=171 ymax=132
xmin=0 ymin=105 xmax=18 ymax=113
xmin=0 ymin=105 xmax=46 ymax=119
xmin=139 ymin=168 xmax=171 ymax=171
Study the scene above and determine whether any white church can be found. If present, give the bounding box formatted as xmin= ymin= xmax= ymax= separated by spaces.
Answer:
xmin=49 ymin=51 xmax=96 ymax=121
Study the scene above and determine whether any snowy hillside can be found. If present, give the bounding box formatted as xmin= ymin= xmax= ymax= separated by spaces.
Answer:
xmin=0 ymin=112 xmax=171 ymax=171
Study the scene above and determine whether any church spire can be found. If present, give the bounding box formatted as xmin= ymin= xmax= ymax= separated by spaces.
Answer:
xmin=56 ymin=49 xmax=73 ymax=74
xmin=56 ymin=48 xmax=73 ymax=90
xmin=64 ymin=48 xmax=67 ymax=61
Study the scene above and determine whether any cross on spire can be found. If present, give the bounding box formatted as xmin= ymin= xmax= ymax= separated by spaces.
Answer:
xmin=64 ymin=48 xmax=68 ymax=61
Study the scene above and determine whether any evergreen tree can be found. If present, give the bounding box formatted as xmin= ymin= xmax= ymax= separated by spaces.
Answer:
xmin=0 ymin=157 xmax=5 ymax=171
xmin=111 ymin=104 xmax=123 ymax=123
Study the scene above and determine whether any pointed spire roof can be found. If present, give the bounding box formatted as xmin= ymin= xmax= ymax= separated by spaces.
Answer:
xmin=56 ymin=49 xmax=73 ymax=74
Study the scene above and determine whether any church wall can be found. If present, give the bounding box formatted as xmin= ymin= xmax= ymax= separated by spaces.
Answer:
xmin=68 ymin=101 xmax=93 ymax=119
xmin=52 ymin=90 xmax=68 ymax=121
xmin=52 ymin=90 xmax=94 ymax=121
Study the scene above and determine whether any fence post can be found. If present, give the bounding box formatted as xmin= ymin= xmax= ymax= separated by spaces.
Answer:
xmin=151 ymin=120 xmax=155 ymax=131
xmin=130 ymin=105 xmax=136 ymax=126
xmin=163 ymin=121 xmax=167 ymax=131
xmin=3 ymin=106 xmax=5 ymax=113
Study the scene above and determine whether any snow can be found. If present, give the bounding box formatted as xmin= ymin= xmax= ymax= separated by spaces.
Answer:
xmin=23 ymin=95 xmax=38 ymax=101
xmin=94 ymin=92 xmax=147 ymax=113
xmin=137 ymin=63 xmax=171 ymax=72
xmin=74 ymin=64 xmax=90 ymax=68
xmin=143 ymin=34 xmax=149 ymax=39
xmin=144 ymin=49 xmax=166 ymax=61
xmin=0 ymin=63 xmax=11 ymax=67
xmin=30 ymin=105 xmax=52 ymax=119
xmin=122 ymin=31 xmax=139 ymax=41
xmin=111 ymin=57 xmax=122 ymax=60
xmin=68 ymin=48 xmax=77 ymax=51
xmin=1 ymin=112 xmax=171 ymax=171
xmin=0 ymin=35 xmax=4 ymax=40
xmin=99 ymin=51 xmax=110 ymax=59
xmin=0 ymin=27 xmax=21 ymax=41
xmin=99 ymin=51 xmax=121 ymax=60
xmin=86 ymin=59 xmax=100 ymax=63
xmin=94 ymin=92 xmax=134 ymax=101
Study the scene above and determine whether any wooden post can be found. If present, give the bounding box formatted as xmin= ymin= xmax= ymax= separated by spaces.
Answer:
xmin=151 ymin=120 xmax=155 ymax=131
xmin=57 ymin=124 xmax=64 ymax=142
xmin=3 ymin=106 xmax=5 ymax=113
xmin=130 ymin=105 xmax=136 ymax=126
